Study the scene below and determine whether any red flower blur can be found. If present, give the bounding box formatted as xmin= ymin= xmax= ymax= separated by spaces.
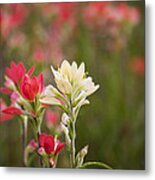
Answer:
xmin=1 ymin=4 xmax=27 ymax=39
xmin=45 ymin=109 xmax=59 ymax=129
xmin=83 ymin=2 xmax=140 ymax=28
xmin=33 ymin=49 xmax=45 ymax=62
xmin=130 ymin=57 xmax=144 ymax=76
xmin=39 ymin=133 xmax=64 ymax=155
xmin=20 ymin=73 xmax=44 ymax=101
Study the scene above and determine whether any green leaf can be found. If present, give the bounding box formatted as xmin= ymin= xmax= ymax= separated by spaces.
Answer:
xmin=80 ymin=161 xmax=112 ymax=169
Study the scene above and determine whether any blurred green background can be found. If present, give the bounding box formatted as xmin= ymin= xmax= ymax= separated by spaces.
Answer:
xmin=0 ymin=1 xmax=145 ymax=169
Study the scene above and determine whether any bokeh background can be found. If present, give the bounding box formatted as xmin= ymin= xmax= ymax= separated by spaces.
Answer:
xmin=0 ymin=1 xmax=145 ymax=169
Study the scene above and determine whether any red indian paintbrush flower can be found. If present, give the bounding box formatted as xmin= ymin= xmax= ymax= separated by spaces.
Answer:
xmin=5 ymin=62 xmax=35 ymax=85
xmin=0 ymin=62 xmax=35 ymax=95
xmin=39 ymin=133 xmax=64 ymax=155
xmin=6 ymin=62 xmax=26 ymax=85
xmin=20 ymin=73 xmax=44 ymax=101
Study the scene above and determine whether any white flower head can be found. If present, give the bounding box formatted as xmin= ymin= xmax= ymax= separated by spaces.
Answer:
xmin=51 ymin=60 xmax=99 ymax=96
xmin=40 ymin=60 xmax=99 ymax=108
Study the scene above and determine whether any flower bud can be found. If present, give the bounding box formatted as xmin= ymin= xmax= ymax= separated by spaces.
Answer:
xmin=28 ymin=139 xmax=38 ymax=151
xmin=76 ymin=145 xmax=89 ymax=168
xmin=80 ymin=145 xmax=89 ymax=157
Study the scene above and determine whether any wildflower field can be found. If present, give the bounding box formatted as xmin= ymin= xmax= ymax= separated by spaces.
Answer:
xmin=0 ymin=1 xmax=145 ymax=169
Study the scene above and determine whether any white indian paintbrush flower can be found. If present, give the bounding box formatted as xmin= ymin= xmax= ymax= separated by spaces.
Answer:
xmin=40 ymin=60 xmax=99 ymax=107
xmin=39 ymin=60 xmax=100 ymax=163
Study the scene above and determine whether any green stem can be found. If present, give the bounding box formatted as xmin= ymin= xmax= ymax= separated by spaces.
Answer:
xmin=26 ymin=153 xmax=36 ymax=167
xmin=70 ymin=121 xmax=76 ymax=168
xmin=81 ymin=162 xmax=112 ymax=169
xmin=31 ymin=116 xmax=43 ymax=167
xmin=53 ymin=154 xmax=58 ymax=168
xmin=33 ymin=116 xmax=41 ymax=142
xmin=36 ymin=117 xmax=43 ymax=167
xmin=21 ymin=116 xmax=28 ymax=166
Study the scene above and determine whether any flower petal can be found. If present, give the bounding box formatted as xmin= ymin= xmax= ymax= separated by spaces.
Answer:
xmin=38 ymin=73 xmax=44 ymax=93
xmin=54 ymin=140 xmax=65 ymax=155
xmin=39 ymin=133 xmax=47 ymax=147
xmin=40 ymin=96 xmax=61 ymax=106
xmin=0 ymin=87 xmax=12 ymax=94
xmin=44 ymin=135 xmax=54 ymax=154
xmin=31 ymin=77 xmax=39 ymax=95
xmin=2 ymin=106 xmax=22 ymax=115
xmin=27 ymin=65 xmax=35 ymax=76
xmin=77 ymin=62 xmax=85 ymax=80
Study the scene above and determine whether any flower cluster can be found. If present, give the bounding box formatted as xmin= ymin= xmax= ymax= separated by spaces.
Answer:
xmin=0 ymin=62 xmax=65 ymax=167
xmin=25 ymin=134 xmax=64 ymax=167
xmin=0 ymin=62 xmax=44 ymax=120
xmin=40 ymin=60 xmax=99 ymax=167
